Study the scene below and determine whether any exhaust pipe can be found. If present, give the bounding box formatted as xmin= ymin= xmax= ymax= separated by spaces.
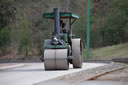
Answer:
xmin=54 ymin=8 xmax=60 ymax=36
xmin=52 ymin=8 xmax=64 ymax=45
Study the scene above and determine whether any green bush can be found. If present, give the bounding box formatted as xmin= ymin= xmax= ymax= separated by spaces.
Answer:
xmin=0 ymin=27 xmax=10 ymax=51
xmin=16 ymin=17 xmax=32 ymax=56
xmin=90 ymin=28 xmax=103 ymax=48
xmin=103 ymin=9 xmax=126 ymax=45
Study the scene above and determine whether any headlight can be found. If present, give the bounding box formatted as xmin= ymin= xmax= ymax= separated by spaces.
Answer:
xmin=53 ymin=36 xmax=58 ymax=41
xmin=52 ymin=36 xmax=59 ymax=45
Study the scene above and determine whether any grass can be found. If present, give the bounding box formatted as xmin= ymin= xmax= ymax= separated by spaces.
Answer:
xmin=83 ymin=43 xmax=128 ymax=60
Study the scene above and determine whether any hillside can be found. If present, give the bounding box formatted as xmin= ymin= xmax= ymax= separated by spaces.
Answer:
xmin=84 ymin=43 xmax=128 ymax=60
xmin=0 ymin=0 xmax=86 ymax=58
xmin=0 ymin=0 xmax=128 ymax=59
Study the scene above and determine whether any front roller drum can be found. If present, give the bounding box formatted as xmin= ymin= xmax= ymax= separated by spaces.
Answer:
xmin=72 ymin=39 xmax=83 ymax=68
xmin=44 ymin=49 xmax=69 ymax=70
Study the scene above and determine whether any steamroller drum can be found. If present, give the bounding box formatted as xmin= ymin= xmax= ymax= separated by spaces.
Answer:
xmin=72 ymin=39 xmax=83 ymax=68
xmin=44 ymin=49 xmax=69 ymax=70
xmin=44 ymin=49 xmax=56 ymax=70
xmin=56 ymin=49 xmax=69 ymax=70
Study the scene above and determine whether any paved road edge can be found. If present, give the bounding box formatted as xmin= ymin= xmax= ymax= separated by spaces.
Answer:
xmin=0 ymin=64 xmax=24 ymax=71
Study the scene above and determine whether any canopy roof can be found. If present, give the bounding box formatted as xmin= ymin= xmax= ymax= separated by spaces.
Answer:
xmin=43 ymin=12 xmax=79 ymax=19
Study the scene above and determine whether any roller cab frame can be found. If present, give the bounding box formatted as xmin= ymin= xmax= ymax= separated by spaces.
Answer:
xmin=41 ymin=8 xmax=83 ymax=70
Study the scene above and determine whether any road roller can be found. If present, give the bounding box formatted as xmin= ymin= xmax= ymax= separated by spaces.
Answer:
xmin=40 ymin=8 xmax=83 ymax=70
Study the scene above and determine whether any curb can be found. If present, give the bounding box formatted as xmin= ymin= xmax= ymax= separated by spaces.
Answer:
xmin=0 ymin=64 xmax=24 ymax=71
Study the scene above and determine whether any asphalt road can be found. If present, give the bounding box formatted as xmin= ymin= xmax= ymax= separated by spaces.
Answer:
xmin=0 ymin=63 xmax=106 ymax=85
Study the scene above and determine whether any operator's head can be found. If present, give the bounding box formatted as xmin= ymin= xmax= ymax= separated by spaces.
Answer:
xmin=60 ymin=20 xmax=65 ymax=28
xmin=62 ymin=23 xmax=65 ymax=28
xmin=60 ymin=20 xmax=63 ymax=26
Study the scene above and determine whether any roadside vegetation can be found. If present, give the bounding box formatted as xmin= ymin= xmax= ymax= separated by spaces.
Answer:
xmin=83 ymin=43 xmax=128 ymax=60
xmin=0 ymin=0 xmax=128 ymax=59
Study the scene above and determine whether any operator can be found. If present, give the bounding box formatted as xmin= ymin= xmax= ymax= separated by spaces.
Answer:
xmin=60 ymin=20 xmax=67 ymax=33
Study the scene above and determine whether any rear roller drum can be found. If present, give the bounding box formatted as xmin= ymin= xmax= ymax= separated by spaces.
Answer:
xmin=72 ymin=39 xmax=83 ymax=68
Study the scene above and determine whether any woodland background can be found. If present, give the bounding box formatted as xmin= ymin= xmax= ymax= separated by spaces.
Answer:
xmin=0 ymin=0 xmax=128 ymax=59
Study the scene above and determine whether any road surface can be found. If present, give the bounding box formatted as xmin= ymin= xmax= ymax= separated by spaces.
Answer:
xmin=0 ymin=63 xmax=106 ymax=85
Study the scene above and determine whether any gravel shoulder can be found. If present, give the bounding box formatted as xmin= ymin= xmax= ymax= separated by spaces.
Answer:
xmin=53 ymin=62 xmax=128 ymax=83
xmin=96 ymin=67 xmax=128 ymax=82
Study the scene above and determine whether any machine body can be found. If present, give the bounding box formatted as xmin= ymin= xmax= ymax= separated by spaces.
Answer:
xmin=41 ymin=8 xmax=83 ymax=70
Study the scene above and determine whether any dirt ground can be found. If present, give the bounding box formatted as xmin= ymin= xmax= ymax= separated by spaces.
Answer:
xmin=95 ymin=68 xmax=128 ymax=82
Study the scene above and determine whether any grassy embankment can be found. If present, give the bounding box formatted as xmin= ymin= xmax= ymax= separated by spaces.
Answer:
xmin=83 ymin=43 xmax=128 ymax=60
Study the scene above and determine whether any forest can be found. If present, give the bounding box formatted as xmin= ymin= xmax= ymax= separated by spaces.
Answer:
xmin=0 ymin=0 xmax=128 ymax=59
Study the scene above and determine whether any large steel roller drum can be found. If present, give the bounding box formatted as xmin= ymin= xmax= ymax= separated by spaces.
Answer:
xmin=72 ymin=39 xmax=83 ymax=68
xmin=44 ymin=49 xmax=69 ymax=70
